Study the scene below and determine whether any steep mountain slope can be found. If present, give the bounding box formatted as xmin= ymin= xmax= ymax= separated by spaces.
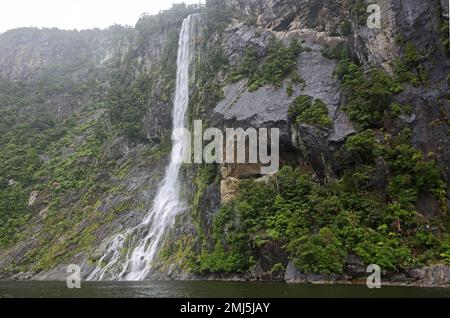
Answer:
xmin=0 ymin=0 xmax=449 ymax=286
xmin=0 ymin=3 xmax=198 ymax=278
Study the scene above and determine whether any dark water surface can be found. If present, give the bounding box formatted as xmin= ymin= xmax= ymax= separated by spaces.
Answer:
xmin=0 ymin=281 xmax=449 ymax=298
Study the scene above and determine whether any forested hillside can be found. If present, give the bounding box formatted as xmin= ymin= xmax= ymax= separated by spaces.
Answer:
xmin=0 ymin=0 xmax=449 ymax=286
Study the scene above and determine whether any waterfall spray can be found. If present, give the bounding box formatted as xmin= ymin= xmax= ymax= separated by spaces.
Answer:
xmin=88 ymin=14 xmax=198 ymax=281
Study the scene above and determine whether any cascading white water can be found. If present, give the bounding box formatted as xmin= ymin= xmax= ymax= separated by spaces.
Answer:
xmin=88 ymin=14 xmax=197 ymax=281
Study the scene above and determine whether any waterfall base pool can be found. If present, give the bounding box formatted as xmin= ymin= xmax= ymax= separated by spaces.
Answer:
xmin=1 ymin=281 xmax=449 ymax=298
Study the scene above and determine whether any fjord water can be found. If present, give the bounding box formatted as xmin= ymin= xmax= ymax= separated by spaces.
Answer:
xmin=88 ymin=15 xmax=197 ymax=281
xmin=1 ymin=281 xmax=449 ymax=298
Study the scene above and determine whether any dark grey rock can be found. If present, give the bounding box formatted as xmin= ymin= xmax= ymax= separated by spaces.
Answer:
xmin=415 ymin=265 xmax=450 ymax=287
xmin=344 ymin=254 xmax=366 ymax=278
xmin=284 ymin=261 xmax=307 ymax=283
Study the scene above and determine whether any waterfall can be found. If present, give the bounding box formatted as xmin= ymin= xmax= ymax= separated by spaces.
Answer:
xmin=88 ymin=14 xmax=197 ymax=281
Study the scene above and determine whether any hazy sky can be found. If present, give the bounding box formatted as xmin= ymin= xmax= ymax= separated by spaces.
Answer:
xmin=0 ymin=0 xmax=203 ymax=34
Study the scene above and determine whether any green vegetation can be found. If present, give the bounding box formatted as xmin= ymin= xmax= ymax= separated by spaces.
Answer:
xmin=229 ymin=47 xmax=259 ymax=83
xmin=194 ymin=129 xmax=448 ymax=274
xmin=385 ymin=143 xmax=444 ymax=206
xmin=336 ymin=56 xmax=402 ymax=128
xmin=0 ymin=106 xmax=107 ymax=248
xmin=1 ymin=0 xmax=448 ymax=280
xmin=288 ymin=95 xmax=332 ymax=128
xmin=346 ymin=0 xmax=370 ymax=26
xmin=403 ymin=42 xmax=422 ymax=67
xmin=340 ymin=21 xmax=352 ymax=36
xmin=252 ymin=39 xmax=302 ymax=90
xmin=230 ymin=39 xmax=303 ymax=91
xmin=135 ymin=3 xmax=199 ymax=49
xmin=286 ymin=84 xmax=294 ymax=97
xmin=0 ymin=69 xmax=103 ymax=247
xmin=389 ymin=103 xmax=412 ymax=118
xmin=327 ymin=41 xmax=426 ymax=129
xmin=204 ymin=0 xmax=232 ymax=36
xmin=191 ymin=164 xmax=219 ymax=222
xmin=0 ymin=4 xmax=184 ymax=268
xmin=193 ymin=35 xmax=448 ymax=274
xmin=108 ymin=72 xmax=151 ymax=141
xmin=345 ymin=129 xmax=382 ymax=164
xmin=321 ymin=43 xmax=349 ymax=60
xmin=393 ymin=42 xmax=424 ymax=86
xmin=393 ymin=60 xmax=419 ymax=86
xmin=190 ymin=45 xmax=229 ymax=119
xmin=103 ymin=3 xmax=202 ymax=141
xmin=288 ymin=227 xmax=347 ymax=274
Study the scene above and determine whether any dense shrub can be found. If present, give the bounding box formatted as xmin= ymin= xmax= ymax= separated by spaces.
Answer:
xmin=287 ymin=227 xmax=346 ymax=274
xmin=385 ymin=143 xmax=445 ymax=206
xmin=338 ymin=58 xmax=402 ymax=128
xmin=230 ymin=39 xmax=303 ymax=91
xmin=194 ymin=139 xmax=448 ymax=275
xmin=393 ymin=42 xmax=427 ymax=86
xmin=393 ymin=59 xmax=420 ymax=85
xmin=345 ymin=130 xmax=382 ymax=164
xmin=108 ymin=72 xmax=151 ymax=141
xmin=288 ymin=95 xmax=332 ymax=127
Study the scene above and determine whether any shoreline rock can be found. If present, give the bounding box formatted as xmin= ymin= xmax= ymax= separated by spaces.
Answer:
xmin=1 ymin=263 xmax=449 ymax=289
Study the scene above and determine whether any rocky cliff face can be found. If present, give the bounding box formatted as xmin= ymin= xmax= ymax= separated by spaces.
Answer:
xmin=0 ymin=27 xmax=128 ymax=81
xmin=169 ymin=0 xmax=450 ymax=286
xmin=0 ymin=1 xmax=449 ymax=286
